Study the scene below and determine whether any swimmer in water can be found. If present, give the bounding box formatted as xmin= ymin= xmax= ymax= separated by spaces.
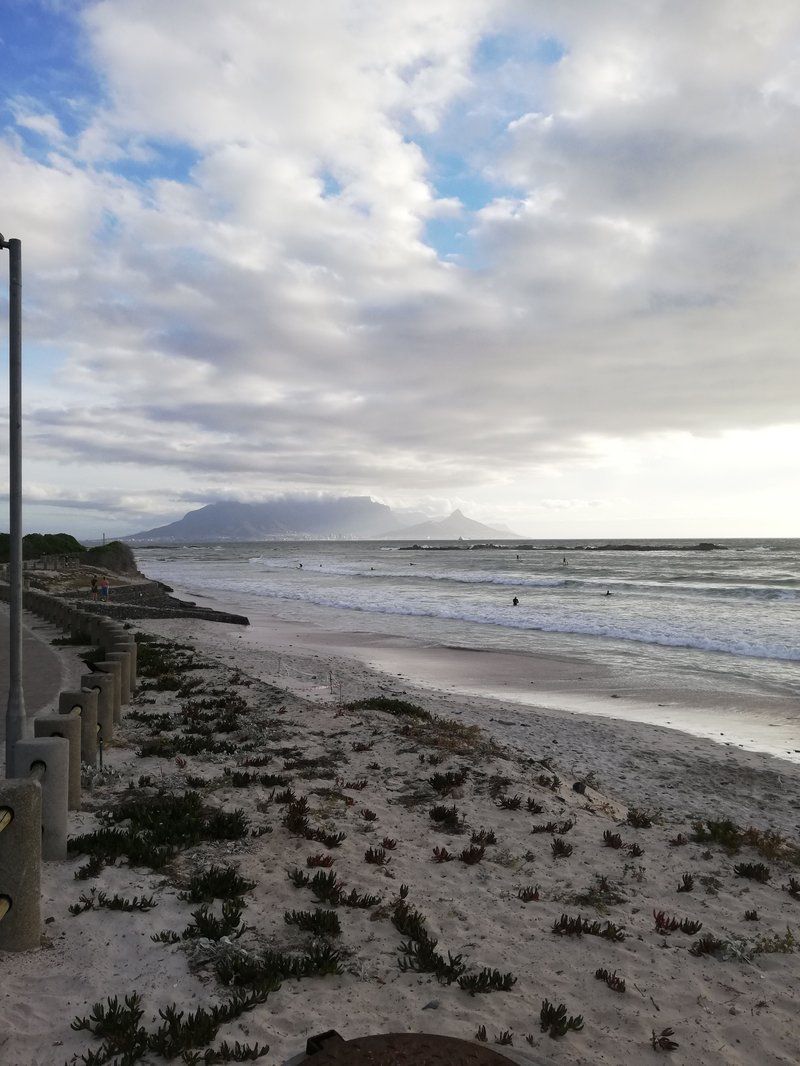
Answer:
xmin=512 ymin=596 xmax=519 ymax=606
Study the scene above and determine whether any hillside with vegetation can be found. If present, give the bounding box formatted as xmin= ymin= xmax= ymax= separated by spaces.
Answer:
xmin=82 ymin=540 xmax=138 ymax=574
xmin=0 ymin=532 xmax=85 ymax=563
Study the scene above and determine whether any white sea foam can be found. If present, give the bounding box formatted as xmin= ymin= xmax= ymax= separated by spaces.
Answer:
xmin=246 ymin=556 xmax=799 ymax=601
xmin=140 ymin=538 xmax=800 ymax=673
xmin=158 ymin=570 xmax=800 ymax=663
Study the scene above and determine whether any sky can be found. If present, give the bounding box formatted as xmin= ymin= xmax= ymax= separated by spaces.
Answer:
xmin=0 ymin=0 xmax=799 ymax=539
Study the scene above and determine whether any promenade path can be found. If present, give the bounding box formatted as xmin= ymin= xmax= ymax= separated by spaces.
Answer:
xmin=0 ymin=603 xmax=72 ymax=765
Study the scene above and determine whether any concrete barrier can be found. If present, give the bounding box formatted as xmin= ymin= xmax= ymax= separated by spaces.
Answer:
xmin=58 ymin=689 xmax=98 ymax=765
xmin=44 ymin=596 xmax=64 ymax=623
xmin=34 ymin=714 xmax=81 ymax=810
xmin=104 ymin=651 xmax=131 ymax=706
xmin=82 ymin=613 xmax=107 ymax=645
xmin=108 ymin=646 xmax=132 ymax=703
xmin=13 ymin=738 xmax=69 ymax=861
xmin=32 ymin=594 xmax=58 ymax=624
xmin=100 ymin=622 xmax=126 ymax=649
xmin=116 ymin=635 xmax=137 ymax=691
xmin=81 ymin=673 xmax=114 ymax=744
xmin=94 ymin=661 xmax=122 ymax=723
xmin=69 ymin=610 xmax=92 ymax=641
xmin=49 ymin=601 xmax=70 ymax=629
xmin=70 ymin=611 xmax=95 ymax=643
xmin=127 ymin=635 xmax=138 ymax=686
xmin=0 ymin=779 xmax=41 ymax=952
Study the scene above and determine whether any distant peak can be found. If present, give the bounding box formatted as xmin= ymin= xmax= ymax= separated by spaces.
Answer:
xmin=449 ymin=508 xmax=465 ymax=518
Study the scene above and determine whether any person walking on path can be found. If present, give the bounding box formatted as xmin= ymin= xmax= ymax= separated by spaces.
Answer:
xmin=99 ymin=577 xmax=109 ymax=601
xmin=90 ymin=576 xmax=98 ymax=601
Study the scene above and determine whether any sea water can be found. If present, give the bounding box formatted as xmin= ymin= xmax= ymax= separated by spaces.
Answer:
xmin=135 ymin=539 xmax=800 ymax=707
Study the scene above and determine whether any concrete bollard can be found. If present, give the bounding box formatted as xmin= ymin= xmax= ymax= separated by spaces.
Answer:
xmin=70 ymin=612 xmax=95 ymax=643
xmin=35 ymin=715 xmax=82 ymax=810
xmin=58 ymin=689 xmax=99 ymax=766
xmin=128 ymin=631 xmax=139 ymax=661
xmin=105 ymin=651 xmax=131 ymax=705
xmin=0 ymin=779 xmax=41 ymax=952
xmin=109 ymin=646 xmax=133 ymax=702
xmin=75 ymin=610 xmax=101 ymax=642
xmin=107 ymin=636 xmax=131 ymax=666
xmin=13 ymin=738 xmax=69 ymax=861
xmin=64 ymin=608 xmax=82 ymax=638
xmin=94 ymin=660 xmax=122 ymax=723
xmin=81 ymin=673 xmax=115 ymax=744
xmin=36 ymin=595 xmax=57 ymax=623
xmin=26 ymin=591 xmax=44 ymax=613
xmin=100 ymin=623 xmax=126 ymax=649
xmin=117 ymin=636 xmax=137 ymax=691
xmin=93 ymin=619 xmax=114 ymax=644
xmin=83 ymin=615 xmax=104 ymax=644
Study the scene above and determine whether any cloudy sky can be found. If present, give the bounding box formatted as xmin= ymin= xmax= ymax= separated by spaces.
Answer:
xmin=1 ymin=0 xmax=798 ymax=538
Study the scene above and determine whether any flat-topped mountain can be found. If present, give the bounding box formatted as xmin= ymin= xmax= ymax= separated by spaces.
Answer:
xmin=125 ymin=498 xmax=519 ymax=542
xmin=125 ymin=497 xmax=400 ymax=541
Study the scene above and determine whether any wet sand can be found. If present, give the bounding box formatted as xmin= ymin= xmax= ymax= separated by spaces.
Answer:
xmin=214 ymin=605 xmax=799 ymax=766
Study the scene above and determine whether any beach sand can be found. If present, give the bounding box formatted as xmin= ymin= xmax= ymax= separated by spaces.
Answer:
xmin=2 ymin=609 xmax=799 ymax=1065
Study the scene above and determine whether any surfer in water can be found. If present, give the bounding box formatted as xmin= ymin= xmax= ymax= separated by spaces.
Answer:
xmin=512 ymin=596 xmax=519 ymax=606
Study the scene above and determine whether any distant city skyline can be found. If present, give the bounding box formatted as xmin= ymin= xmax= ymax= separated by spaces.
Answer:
xmin=1 ymin=1 xmax=799 ymax=538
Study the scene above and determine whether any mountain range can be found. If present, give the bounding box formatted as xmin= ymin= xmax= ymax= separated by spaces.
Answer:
xmin=125 ymin=497 xmax=521 ymax=542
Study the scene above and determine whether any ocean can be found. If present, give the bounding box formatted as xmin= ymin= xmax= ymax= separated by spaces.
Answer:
xmin=135 ymin=538 xmax=800 ymax=706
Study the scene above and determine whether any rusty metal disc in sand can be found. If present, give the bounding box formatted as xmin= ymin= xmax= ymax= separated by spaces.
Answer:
xmin=299 ymin=1031 xmax=517 ymax=1065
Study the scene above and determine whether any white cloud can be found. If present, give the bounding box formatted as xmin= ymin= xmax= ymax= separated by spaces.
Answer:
xmin=9 ymin=103 xmax=66 ymax=144
xmin=1 ymin=0 xmax=798 ymax=534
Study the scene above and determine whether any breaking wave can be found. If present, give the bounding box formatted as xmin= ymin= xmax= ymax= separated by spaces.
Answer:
xmin=246 ymin=556 xmax=799 ymax=602
xmin=183 ymin=572 xmax=800 ymax=663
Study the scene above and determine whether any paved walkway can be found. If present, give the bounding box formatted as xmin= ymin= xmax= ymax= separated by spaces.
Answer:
xmin=0 ymin=604 xmax=67 ymax=749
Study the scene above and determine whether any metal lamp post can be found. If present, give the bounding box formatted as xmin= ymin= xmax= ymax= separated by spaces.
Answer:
xmin=1 ymin=234 xmax=25 ymax=775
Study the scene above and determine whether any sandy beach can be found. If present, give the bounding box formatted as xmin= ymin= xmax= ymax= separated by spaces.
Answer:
xmin=154 ymin=613 xmax=800 ymax=834
xmin=2 ymin=603 xmax=799 ymax=1065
